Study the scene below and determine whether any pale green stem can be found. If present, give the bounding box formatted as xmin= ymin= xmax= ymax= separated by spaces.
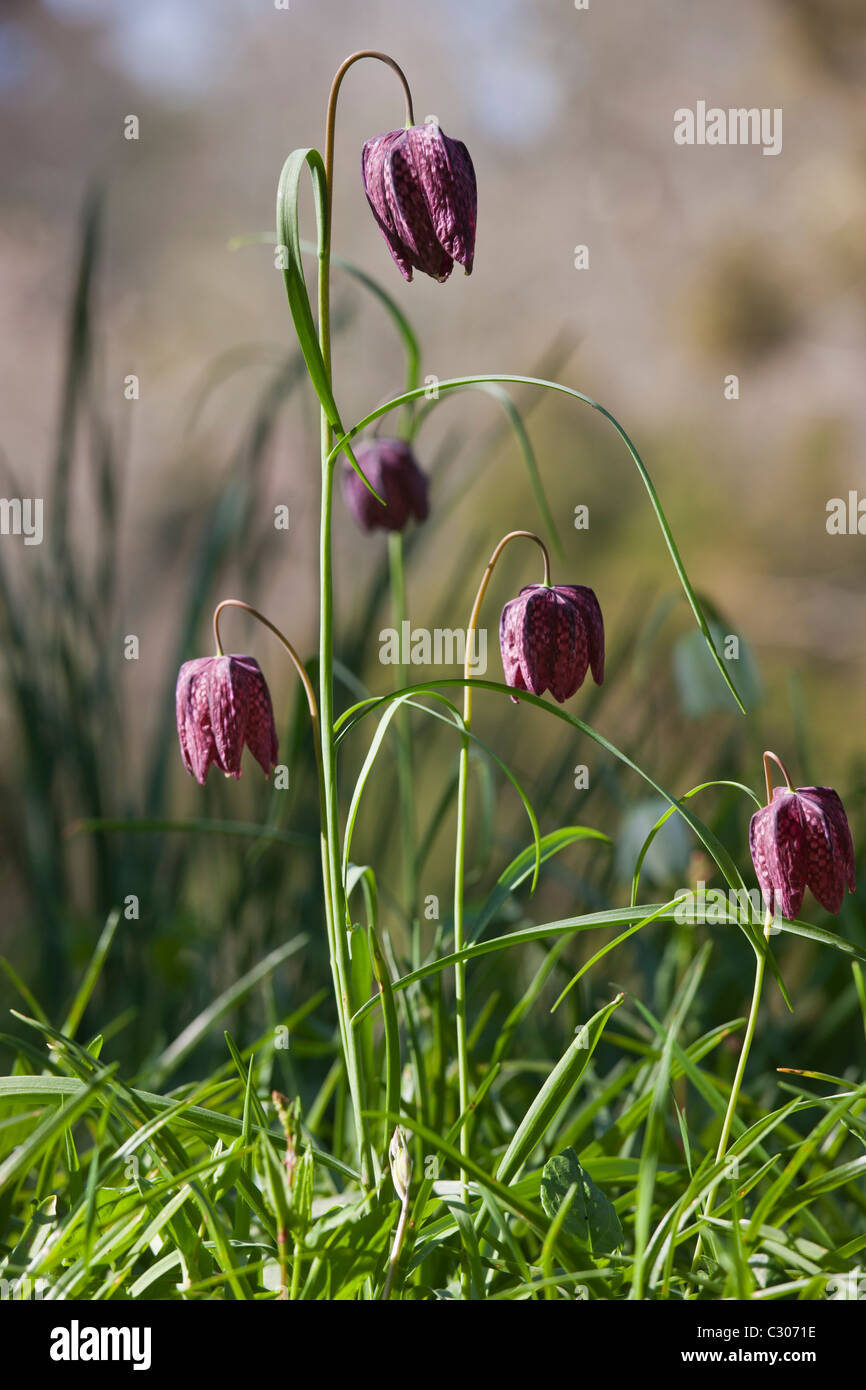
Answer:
xmin=215 ymin=597 xmax=360 ymax=1178
xmin=381 ymin=1191 xmax=411 ymax=1301
xmin=313 ymin=52 xmax=416 ymax=1190
xmin=387 ymin=533 xmax=419 ymax=948
xmin=693 ymin=749 xmax=789 ymax=1269
xmin=452 ymin=530 xmax=551 ymax=1283
xmin=387 ymin=532 xmax=431 ymax=1134
xmin=290 ymin=1238 xmax=302 ymax=1300
xmin=693 ymin=922 xmax=768 ymax=1271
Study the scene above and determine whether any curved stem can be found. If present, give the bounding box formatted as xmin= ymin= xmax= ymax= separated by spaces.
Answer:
xmin=463 ymin=531 xmax=550 ymax=727
xmin=325 ymin=52 xmax=414 ymax=206
xmin=213 ymin=599 xmax=319 ymax=735
xmin=763 ymin=749 xmax=794 ymax=801
xmin=321 ymin=50 xmax=415 ymax=391
xmin=452 ymin=530 xmax=550 ymax=1254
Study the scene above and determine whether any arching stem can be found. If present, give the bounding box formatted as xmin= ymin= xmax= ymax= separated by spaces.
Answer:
xmin=325 ymin=51 xmax=414 ymax=190
xmin=213 ymin=599 xmax=319 ymax=736
xmin=763 ymin=749 xmax=794 ymax=801
xmin=321 ymin=50 xmax=415 ymax=388
xmin=462 ymin=531 xmax=551 ymax=728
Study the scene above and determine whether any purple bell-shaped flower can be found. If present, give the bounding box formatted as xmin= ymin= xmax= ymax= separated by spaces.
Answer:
xmin=176 ymin=655 xmax=278 ymax=785
xmin=749 ymin=783 xmax=856 ymax=921
xmin=341 ymin=437 xmax=429 ymax=534
xmin=499 ymin=584 xmax=604 ymax=704
xmin=361 ymin=121 xmax=477 ymax=283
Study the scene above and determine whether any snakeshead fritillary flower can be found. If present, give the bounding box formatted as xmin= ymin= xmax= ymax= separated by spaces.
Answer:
xmin=341 ymin=437 xmax=429 ymax=533
xmin=500 ymin=584 xmax=604 ymax=704
xmin=361 ymin=122 xmax=476 ymax=282
xmin=176 ymin=655 xmax=278 ymax=785
xmin=749 ymin=785 xmax=856 ymax=920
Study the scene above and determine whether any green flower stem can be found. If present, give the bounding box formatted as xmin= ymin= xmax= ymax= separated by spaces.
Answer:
xmin=387 ymin=534 xmax=419 ymax=950
xmin=290 ymin=1238 xmax=302 ymax=1300
xmin=693 ymin=920 xmax=769 ymax=1269
xmin=313 ymin=52 xmax=417 ymax=1190
xmin=210 ymin=603 xmax=337 ymax=1071
xmin=210 ymin=604 xmax=349 ymax=1128
xmin=318 ymin=434 xmax=371 ymax=1188
xmin=694 ymin=748 xmax=787 ymax=1266
xmin=453 ymin=532 xmax=551 ymax=1214
xmin=386 ymin=533 xmax=432 ymax=1137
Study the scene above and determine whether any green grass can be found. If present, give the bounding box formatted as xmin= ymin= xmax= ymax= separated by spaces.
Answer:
xmin=1 ymin=925 xmax=864 ymax=1299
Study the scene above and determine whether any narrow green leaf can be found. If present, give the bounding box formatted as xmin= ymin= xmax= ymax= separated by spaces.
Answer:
xmin=497 ymin=994 xmax=623 ymax=1184
xmin=472 ymin=826 xmax=610 ymax=945
xmin=275 ymin=148 xmax=368 ymax=491
xmin=341 ymin=690 xmax=541 ymax=901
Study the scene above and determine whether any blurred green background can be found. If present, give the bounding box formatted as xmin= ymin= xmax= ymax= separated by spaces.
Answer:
xmin=1 ymin=0 xmax=864 ymax=1106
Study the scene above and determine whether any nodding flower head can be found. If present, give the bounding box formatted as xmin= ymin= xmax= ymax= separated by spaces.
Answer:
xmin=749 ymin=784 xmax=856 ymax=921
xmin=361 ymin=121 xmax=476 ymax=282
xmin=176 ymin=655 xmax=278 ymax=785
xmin=341 ymin=437 xmax=429 ymax=534
xmin=499 ymin=583 xmax=604 ymax=704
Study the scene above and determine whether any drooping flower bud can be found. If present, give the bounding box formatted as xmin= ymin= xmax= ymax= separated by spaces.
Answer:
xmin=388 ymin=1126 xmax=411 ymax=1204
xmin=176 ymin=654 xmax=278 ymax=785
xmin=749 ymin=785 xmax=856 ymax=921
xmin=499 ymin=584 xmax=604 ymax=703
xmin=341 ymin=437 xmax=429 ymax=534
xmin=361 ymin=122 xmax=477 ymax=283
